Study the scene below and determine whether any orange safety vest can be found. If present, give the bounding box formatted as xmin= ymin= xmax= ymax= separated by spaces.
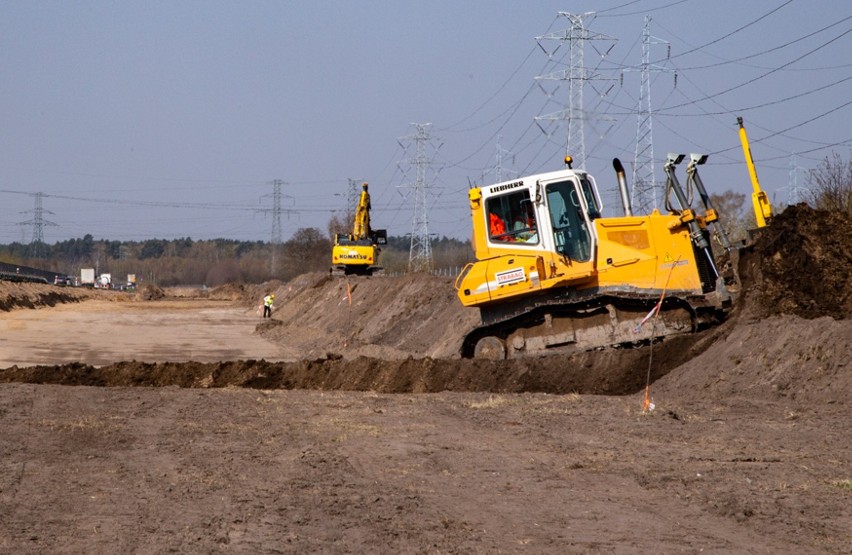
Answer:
xmin=489 ymin=212 xmax=506 ymax=236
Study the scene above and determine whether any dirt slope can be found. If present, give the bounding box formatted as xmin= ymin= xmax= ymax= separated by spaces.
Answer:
xmin=256 ymin=272 xmax=481 ymax=360
xmin=0 ymin=280 xmax=105 ymax=310
xmin=654 ymin=204 xmax=851 ymax=406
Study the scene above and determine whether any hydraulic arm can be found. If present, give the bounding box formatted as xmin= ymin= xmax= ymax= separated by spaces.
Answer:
xmin=737 ymin=117 xmax=773 ymax=228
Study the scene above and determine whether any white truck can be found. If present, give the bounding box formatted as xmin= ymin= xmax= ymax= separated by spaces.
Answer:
xmin=81 ymin=268 xmax=96 ymax=287
xmin=96 ymin=273 xmax=112 ymax=289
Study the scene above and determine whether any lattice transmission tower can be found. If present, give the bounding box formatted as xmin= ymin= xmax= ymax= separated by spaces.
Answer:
xmin=535 ymin=11 xmax=616 ymax=170
xmin=397 ymin=123 xmax=442 ymax=273
xmin=627 ymin=16 xmax=673 ymax=214
xmin=346 ymin=178 xmax=361 ymax=219
xmin=785 ymin=154 xmax=809 ymax=205
xmin=19 ymin=192 xmax=57 ymax=257
xmin=261 ymin=179 xmax=289 ymax=275
xmin=492 ymin=134 xmax=517 ymax=183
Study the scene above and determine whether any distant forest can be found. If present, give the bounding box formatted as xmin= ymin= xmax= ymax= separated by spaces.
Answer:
xmin=0 ymin=229 xmax=473 ymax=287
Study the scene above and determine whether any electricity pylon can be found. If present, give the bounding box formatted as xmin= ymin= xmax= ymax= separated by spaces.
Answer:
xmin=626 ymin=15 xmax=673 ymax=214
xmin=260 ymin=179 xmax=291 ymax=275
xmin=397 ymin=123 xmax=442 ymax=272
xmin=535 ymin=11 xmax=617 ymax=170
xmin=19 ymin=192 xmax=57 ymax=257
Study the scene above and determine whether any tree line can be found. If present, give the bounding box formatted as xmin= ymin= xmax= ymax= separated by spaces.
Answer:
xmin=0 ymin=231 xmax=474 ymax=287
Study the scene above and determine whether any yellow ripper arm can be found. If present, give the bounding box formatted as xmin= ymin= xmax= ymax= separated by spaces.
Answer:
xmin=737 ymin=117 xmax=773 ymax=228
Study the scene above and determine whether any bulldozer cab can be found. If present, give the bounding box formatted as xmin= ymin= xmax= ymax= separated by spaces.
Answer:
xmin=479 ymin=170 xmax=602 ymax=263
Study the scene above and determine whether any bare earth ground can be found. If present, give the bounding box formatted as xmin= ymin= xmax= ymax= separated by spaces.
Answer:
xmin=0 ymin=299 xmax=295 ymax=368
xmin=0 ymin=205 xmax=850 ymax=554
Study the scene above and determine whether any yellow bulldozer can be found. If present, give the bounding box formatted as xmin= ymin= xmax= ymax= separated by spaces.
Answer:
xmin=331 ymin=182 xmax=387 ymax=276
xmin=454 ymin=148 xmax=756 ymax=359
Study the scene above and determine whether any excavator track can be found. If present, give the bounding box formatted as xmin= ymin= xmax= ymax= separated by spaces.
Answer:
xmin=330 ymin=265 xmax=384 ymax=278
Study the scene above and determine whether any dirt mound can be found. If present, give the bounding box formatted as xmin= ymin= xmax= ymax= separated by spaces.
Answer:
xmin=258 ymin=272 xmax=481 ymax=359
xmin=134 ymin=283 xmax=165 ymax=301
xmin=654 ymin=314 xmax=850 ymax=406
xmin=160 ymin=286 xmax=207 ymax=298
xmin=738 ymin=204 xmax=851 ymax=320
xmin=0 ymin=281 xmax=105 ymax=311
xmin=208 ymin=282 xmax=250 ymax=301
xmin=653 ymin=204 xmax=852 ymax=406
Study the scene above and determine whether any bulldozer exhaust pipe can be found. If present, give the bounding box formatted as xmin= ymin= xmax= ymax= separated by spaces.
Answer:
xmin=612 ymin=158 xmax=633 ymax=217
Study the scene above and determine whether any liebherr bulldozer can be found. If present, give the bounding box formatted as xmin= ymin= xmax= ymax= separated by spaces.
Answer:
xmin=454 ymin=153 xmax=743 ymax=359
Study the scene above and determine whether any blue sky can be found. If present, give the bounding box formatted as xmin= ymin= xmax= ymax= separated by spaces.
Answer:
xmin=0 ymin=0 xmax=849 ymax=244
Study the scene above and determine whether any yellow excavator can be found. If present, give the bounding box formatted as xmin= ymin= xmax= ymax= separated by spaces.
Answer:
xmin=454 ymin=153 xmax=743 ymax=359
xmin=331 ymin=182 xmax=387 ymax=276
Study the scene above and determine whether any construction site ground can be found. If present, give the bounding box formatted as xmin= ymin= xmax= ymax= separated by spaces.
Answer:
xmin=0 ymin=204 xmax=849 ymax=553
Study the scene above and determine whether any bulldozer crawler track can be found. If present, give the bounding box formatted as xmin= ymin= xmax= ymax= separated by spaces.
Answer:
xmin=462 ymin=294 xmax=705 ymax=359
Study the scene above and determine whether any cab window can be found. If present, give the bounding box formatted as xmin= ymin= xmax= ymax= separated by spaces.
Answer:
xmin=579 ymin=176 xmax=601 ymax=219
xmin=545 ymin=179 xmax=591 ymax=261
xmin=485 ymin=190 xmax=539 ymax=244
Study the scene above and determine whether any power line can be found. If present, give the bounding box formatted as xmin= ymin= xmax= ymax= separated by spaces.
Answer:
xmin=0 ymin=188 xmax=260 ymax=212
xmin=667 ymin=1 xmax=794 ymax=61
xmin=436 ymin=46 xmax=541 ymax=133
xmin=655 ymin=14 xmax=852 ymax=71
xmin=709 ymin=99 xmax=852 ymax=160
xmin=651 ymin=73 xmax=852 ymax=118
xmin=596 ymin=0 xmax=690 ymax=18
xmin=659 ymin=26 xmax=852 ymax=112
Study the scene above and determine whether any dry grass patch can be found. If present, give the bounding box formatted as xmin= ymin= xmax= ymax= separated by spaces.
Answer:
xmin=313 ymin=417 xmax=381 ymax=442
xmin=466 ymin=394 xmax=510 ymax=409
xmin=831 ymin=478 xmax=852 ymax=491
xmin=36 ymin=415 xmax=122 ymax=432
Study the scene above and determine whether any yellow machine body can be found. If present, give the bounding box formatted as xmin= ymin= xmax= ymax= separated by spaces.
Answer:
xmin=454 ymin=165 xmax=731 ymax=358
xmin=332 ymin=243 xmax=378 ymax=268
xmin=331 ymin=183 xmax=387 ymax=276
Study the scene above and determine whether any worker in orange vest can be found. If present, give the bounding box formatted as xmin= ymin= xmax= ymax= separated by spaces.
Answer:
xmin=489 ymin=212 xmax=507 ymax=239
